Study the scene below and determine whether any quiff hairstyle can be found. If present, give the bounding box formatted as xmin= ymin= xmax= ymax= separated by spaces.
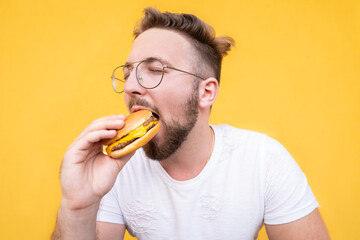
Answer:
xmin=133 ymin=8 xmax=235 ymax=84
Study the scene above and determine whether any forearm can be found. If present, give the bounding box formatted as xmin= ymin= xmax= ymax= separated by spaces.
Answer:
xmin=51 ymin=202 xmax=100 ymax=240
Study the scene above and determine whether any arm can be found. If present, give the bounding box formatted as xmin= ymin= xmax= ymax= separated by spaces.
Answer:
xmin=51 ymin=204 xmax=99 ymax=240
xmin=52 ymin=211 xmax=126 ymax=240
xmin=265 ymin=208 xmax=330 ymax=240
xmin=51 ymin=115 xmax=132 ymax=240
xmin=96 ymin=222 xmax=126 ymax=240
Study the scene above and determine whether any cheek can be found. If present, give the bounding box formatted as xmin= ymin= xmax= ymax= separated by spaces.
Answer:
xmin=159 ymin=95 xmax=195 ymax=126
xmin=156 ymin=89 xmax=188 ymax=117
xmin=158 ymin=78 xmax=194 ymax=106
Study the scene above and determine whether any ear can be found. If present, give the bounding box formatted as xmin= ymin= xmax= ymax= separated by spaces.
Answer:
xmin=198 ymin=77 xmax=219 ymax=109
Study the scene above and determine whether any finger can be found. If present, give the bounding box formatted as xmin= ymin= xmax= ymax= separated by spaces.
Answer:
xmin=92 ymin=114 xmax=127 ymax=123
xmin=88 ymin=115 xmax=126 ymax=130
xmin=79 ymin=115 xmax=126 ymax=138
xmin=87 ymin=119 xmax=125 ymax=132
xmin=76 ymin=129 xmax=117 ymax=151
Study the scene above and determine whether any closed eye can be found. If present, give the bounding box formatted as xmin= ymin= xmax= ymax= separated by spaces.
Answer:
xmin=149 ymin=68 xmax=163 ymax=73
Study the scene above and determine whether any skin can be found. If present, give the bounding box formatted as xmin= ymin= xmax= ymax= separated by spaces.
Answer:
xmin=123 ymin=29 xmax=217 ymax=180
xmin=52 ymin=114 xmax=131 ymax=240
xmin=52 ymin=28 xmax=329 ymax=239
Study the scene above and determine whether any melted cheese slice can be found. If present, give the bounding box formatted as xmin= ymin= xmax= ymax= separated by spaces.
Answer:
xmin=107 ymin=120 xmax=158 ymax=155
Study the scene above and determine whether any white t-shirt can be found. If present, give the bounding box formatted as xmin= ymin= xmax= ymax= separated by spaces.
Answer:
xmin=97 ymin=125 xmax=318 ymax=239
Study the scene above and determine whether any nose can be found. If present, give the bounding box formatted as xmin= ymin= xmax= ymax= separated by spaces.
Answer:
xmin=123 ymin=68 xmax=147 ymax=96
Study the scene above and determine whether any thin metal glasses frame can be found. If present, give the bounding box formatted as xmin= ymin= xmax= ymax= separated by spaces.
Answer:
xmin=111 ymin=58 xmax=205 ymax=93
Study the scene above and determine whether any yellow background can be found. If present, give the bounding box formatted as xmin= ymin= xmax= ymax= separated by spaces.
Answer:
xmin=1 ymin=0 xmax=359 ymax=239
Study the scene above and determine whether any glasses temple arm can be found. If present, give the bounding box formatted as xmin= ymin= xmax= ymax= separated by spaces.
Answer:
xmin=165 ymin=66 xmax=205 ymax=80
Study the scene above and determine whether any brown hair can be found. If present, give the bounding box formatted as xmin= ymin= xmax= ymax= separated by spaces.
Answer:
xmin=133 ymin=8 xmax=235 ymax=83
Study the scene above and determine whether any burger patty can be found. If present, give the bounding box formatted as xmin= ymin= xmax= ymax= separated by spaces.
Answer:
xmin=143 ymin=115 xmax=157 ymax=126
xmin=111 ymin=122 xmax=157 ymax=151
xmin=112 ymin=138 xmax=137 ymax=151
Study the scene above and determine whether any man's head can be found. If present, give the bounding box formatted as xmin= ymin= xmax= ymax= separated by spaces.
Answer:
xmin=122 ymin=8 xmax=234 ymax=160
xmin=133 ymin=7 xmax=235 ymax=83
xmin=125 ymin=28 xmax=201 ymax=160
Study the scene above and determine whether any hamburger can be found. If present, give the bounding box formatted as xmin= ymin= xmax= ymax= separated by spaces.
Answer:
xmin=103 ymin=110 xmax=160 ymax=158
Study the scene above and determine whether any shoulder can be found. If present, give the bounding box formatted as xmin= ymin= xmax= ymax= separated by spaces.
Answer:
xmin=211 ymin=124 xmax=299 ymax=173
xmin=212 ymin=124 xmax=285 ymax=153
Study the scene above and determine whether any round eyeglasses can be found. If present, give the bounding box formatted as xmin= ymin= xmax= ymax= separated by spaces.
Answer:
xmin=111 ymin=58 xmax=205 ymax=93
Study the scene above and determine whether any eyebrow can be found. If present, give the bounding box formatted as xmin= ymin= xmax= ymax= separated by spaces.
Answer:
xmin=124 ymin=57 xmax=173 ymax=67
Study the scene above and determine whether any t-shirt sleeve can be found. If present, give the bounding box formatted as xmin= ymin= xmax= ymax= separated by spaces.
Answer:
xmin=263 ymin=136 xmax=319 ymax=225
xmin=96 ymin=179 xmax=125 ymax=224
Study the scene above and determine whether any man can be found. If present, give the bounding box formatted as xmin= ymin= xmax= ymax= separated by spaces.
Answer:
xmin=52 ymin=8 xmax=329 ymax=240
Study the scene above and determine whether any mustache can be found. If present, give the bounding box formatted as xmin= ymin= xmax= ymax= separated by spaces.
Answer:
xmin=128 ymin=98 xmax=161 ymax=116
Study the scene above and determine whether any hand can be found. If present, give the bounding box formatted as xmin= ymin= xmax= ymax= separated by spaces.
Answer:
xmin=60 ymin=115 xmax=132 ymax=211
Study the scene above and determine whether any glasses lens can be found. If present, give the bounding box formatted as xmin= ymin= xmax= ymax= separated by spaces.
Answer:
xmin=112 ymin=66 xmax=128 ymax=93
xmin=136 ymin=59 xmax=164 ymax=89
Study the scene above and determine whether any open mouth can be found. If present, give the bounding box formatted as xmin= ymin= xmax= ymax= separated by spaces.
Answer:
xmin=152 ymin=111 xmax=159 ymax=120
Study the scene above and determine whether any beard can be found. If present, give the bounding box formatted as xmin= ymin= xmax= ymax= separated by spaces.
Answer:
xmin=128 ymin=82 xmax=200 ymax=160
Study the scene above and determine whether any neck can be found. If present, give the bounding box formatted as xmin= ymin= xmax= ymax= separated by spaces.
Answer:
xmin=159 ymin=120 xmax=214 ymax=181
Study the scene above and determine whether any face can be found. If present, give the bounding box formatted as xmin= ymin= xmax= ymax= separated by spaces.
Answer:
xmin=123 ymin=28 xmax=201 ymax=160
